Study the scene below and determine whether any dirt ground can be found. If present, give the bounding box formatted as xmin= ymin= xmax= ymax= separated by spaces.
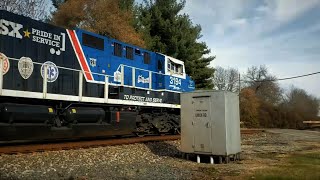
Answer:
xmin=220 ymin=129 xmax=320 ymax=179
xmin=0 ymin=129 xmax=319 ymax=180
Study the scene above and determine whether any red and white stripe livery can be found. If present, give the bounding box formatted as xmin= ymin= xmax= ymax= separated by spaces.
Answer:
xmin=66 ymin=29 xmax=94 ymax=81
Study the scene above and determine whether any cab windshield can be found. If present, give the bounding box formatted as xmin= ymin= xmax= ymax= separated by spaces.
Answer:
xmin=167 ymin=59 xmax=183 ymax=75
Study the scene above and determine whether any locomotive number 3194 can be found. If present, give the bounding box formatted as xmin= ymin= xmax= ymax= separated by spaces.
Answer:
xmin=169 ymin=77 xmax=181 ymax=86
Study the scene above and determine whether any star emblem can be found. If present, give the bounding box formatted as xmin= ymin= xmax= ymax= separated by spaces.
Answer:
xmin=23 ymin=29 xmax=31 ymax=38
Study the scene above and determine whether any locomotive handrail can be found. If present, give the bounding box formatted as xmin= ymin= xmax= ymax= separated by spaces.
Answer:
xmin=1 ymin=55 xmax=182 ymax=104
xmin=0 ymin=57 xmax=3 ymax=95
xmin=115 ymin=64 xmax=183 ymax=93
xmin=4 ymin=56 xmax=112 ymax=102
xmin=120 ymin=64 xmax=165 ymax=75
xmin=0 ymin=54 xmax=181 ymax=108
xmin=43 ymin=64 xmax=48 ymax=99
xmin=118 ymin=64 xmax=161 ymax=90
xmin=5 ymin=56 xmax=181 ymax=93
xmin=7 ymin=57 xmax=114 ymax=78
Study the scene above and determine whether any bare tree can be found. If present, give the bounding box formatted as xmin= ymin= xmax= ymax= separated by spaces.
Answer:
xmin=244 ymin=65 xmax=282 ymax=105
xmin=244 ymin=65 xmax=269 ymax=91
xmin=212 ymin=66 xmax=240 ymax=92
xmin=0 ymin=0 xmax=53 ymax=20
xmin=284 ymin=86 xmax=319 ymax=119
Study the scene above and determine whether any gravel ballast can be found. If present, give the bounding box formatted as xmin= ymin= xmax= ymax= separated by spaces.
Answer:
xmin=0 ymin=129 xmax=319 ymax=180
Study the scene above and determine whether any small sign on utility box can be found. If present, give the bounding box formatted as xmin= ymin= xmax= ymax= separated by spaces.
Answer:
xmin=180 ymin=90 xmax=241 ymax=164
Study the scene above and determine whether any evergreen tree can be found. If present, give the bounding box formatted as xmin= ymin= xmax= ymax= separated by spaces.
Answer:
xmin=52 ymin=0 xmax=66 ymax=9
xmin=136 ymin=0 xmax=215 ymax=89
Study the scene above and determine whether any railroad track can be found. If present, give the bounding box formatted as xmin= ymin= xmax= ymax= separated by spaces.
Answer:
xmin=0 ymin=129 xmax=264 ymax=155
xmin=0 ymin=135 xmax=180 ymax=155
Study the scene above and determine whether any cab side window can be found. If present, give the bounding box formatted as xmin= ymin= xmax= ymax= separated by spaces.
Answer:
xmin=167 ymin=61 xmax=171 ymax=71
xmin=167 ymin=59 xmax=184 ymax=75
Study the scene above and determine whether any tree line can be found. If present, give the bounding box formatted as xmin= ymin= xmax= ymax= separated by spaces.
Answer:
xmin=213 ymin=65 xmax=320 ymax=129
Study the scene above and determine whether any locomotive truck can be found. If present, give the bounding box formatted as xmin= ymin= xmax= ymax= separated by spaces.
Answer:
xmin=0 ymin=10 xmax=195 ymax=141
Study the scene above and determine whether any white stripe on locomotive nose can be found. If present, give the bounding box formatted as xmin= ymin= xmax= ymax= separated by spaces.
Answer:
xmin=66 ymin=29 xmax=94 ymax=81
xmin=71 ymin=30 xmax=93 ymax=80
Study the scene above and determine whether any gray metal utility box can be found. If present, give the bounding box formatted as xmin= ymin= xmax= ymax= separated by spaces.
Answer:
xmin=181 ymin=90 xmax=241 ymax=156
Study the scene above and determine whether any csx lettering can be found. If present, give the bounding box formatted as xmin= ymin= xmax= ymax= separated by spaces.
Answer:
xmin=0 ymin=19 xmax=23 ymax=39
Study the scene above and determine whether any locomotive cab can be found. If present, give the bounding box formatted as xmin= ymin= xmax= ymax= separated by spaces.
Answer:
xmin=165 ymin=56 xmax=186 ymax=79
xmin=158 ymin=53 xmax=195 ymax=92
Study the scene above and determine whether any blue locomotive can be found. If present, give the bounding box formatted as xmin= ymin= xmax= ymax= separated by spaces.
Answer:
xmin=0 ymin=10 xmax=195 ymax=141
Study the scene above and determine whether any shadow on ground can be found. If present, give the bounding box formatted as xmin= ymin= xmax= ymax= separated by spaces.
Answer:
xmin=144 ymin=141 xmax=183 ymax=159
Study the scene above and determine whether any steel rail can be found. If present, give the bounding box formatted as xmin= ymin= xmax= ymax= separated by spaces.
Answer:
xmin=0 ymin=135 xmax=180 ymax=155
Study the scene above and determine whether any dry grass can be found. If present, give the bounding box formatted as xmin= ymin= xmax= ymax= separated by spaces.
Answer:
xmin=249 ymin=151 xmax=320 ymax=180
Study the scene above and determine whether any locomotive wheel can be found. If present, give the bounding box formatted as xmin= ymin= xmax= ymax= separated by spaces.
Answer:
xmin=135 ymin=126 xmax=147 ymax=137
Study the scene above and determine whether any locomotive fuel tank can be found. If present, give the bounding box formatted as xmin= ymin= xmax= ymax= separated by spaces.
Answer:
xmin=0 ymin=103 xmax=55 ymax=123
xmin=64 ymin=107 xmax=105 ymax=123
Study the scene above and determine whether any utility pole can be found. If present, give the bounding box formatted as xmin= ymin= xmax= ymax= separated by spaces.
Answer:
xmin=238 ymin=73 xmax=241 ymax=95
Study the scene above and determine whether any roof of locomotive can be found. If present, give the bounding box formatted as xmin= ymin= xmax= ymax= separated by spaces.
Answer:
xmin=74 ymin=28 xmax=156 ymax=56
xmin=76 ymin=28 xmax=187 ymax=68
xmin=156 ymin=53 xmax=185 ymax=65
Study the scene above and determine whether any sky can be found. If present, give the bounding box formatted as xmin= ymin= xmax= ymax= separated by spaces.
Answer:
xmin=179 ymin=0 xmax=320 ymax=98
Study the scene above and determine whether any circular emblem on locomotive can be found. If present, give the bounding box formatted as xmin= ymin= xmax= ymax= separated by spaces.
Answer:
xmin=41 ymin=61 xmax=59 ymax=82
xmin=0 ymin=53 xmax=10 ymax=75
xmin=18 ymin=57 xmax=34 ymax=79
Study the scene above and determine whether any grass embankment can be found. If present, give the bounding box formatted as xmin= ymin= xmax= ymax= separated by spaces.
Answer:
xmin=251 ymin=152 xmax=320 ymax=180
